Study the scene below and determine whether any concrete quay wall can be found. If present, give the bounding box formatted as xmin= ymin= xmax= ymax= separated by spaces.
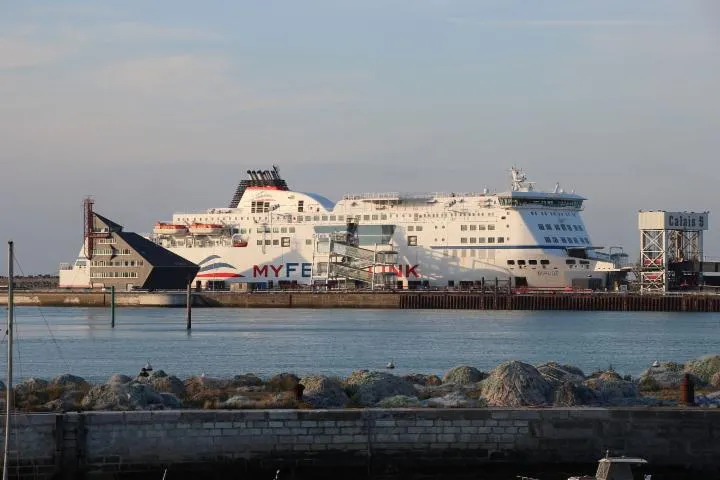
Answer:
xmin=2 ymin=409 xmax=719 ymax=478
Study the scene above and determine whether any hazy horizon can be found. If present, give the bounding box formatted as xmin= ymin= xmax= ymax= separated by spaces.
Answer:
xmin=2 ymin=1 xmax=719 ymax=274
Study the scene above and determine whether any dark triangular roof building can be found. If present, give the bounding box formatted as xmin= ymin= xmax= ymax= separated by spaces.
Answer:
xmin=87 ymin=213 xmax=199 ymax=290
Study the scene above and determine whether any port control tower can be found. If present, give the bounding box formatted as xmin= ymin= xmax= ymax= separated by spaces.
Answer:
xmin=638 ymin=211 xmax=709 ymax=293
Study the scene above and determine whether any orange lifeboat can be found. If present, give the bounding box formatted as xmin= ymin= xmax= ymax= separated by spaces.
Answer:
xmin=231 ymin=234 xmax=248 ymax=247
xmin=188 ymin=223 xmax=224 ymax=235
xmin=153 ymin=223 xmax=189 ymax=235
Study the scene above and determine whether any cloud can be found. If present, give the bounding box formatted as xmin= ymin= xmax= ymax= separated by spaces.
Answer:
xmin=0 ymin=38 xmax=70 ymax=69
xmin=446 ymin=18 xmax=665 ymax=28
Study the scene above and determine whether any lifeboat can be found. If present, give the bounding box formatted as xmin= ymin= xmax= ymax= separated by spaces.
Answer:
xmin=231 ymin=234 xmax=248 ymax=247
xmin=188 ymin=223 xmax=224 ymax=235
xmin=153 ymin=223 xmax=189 ymax=235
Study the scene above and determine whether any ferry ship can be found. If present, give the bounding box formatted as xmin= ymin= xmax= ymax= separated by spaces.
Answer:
xmin=59 ymin=166 xmax=628 ymax=290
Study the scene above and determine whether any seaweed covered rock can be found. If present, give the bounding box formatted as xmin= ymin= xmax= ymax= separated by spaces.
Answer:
xmin=106 ymin=374 xmax=133 ymax=385
xmin=442 ymin=366 xmax=486 ymax=385
xmin=159 ymin=393 xmax=183 ymax=409
xmin=81 ymin=383 xmax=164 ymax=411
xmin=536 ymin=362 xmax=585 ymax=387
xmin=266 ymin=373 xmax=300 ymax=392
xmin=377 ymin=395 xmax=421 ymax=408
xmin=402 ymin=373 xmax=442 ymax=387
xmin=553 ymin=381 xmax=596 ymax=406
xmin=711 ymin=371 xmax=720 ymax=389
xmin=425 ymin=391 xmax=487 ymax=408
xmin=345 ymin=370 xmax=416 ymax=406
xmin=137 ymin=372 xmax=185 ymax=398
xmin=299 ymin=375 xmax=349 ymax=408
xmin=221 ymin=395 xmax=253 ymax=409
xmin=584 ymin=371 xmax=638 ymax=405
xmin=637 ymin=362 xmax=691 ymax=390
xmin=685 ymin=355 xmax=720 ymax=384
xmin=481 ymin=361 xmax=552 ymax=407
xmin=49 ymin=374 xmax=90 ymax=391
xmin=230 ymin=373 xmax=264 ymax=388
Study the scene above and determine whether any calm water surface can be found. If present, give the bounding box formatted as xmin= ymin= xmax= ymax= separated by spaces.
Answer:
xmin=0 ymin=307 xmax=718 ymax=382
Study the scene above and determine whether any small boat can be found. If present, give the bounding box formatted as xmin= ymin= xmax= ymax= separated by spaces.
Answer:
xmin=188 ymin=223 xmax=224 ymax=235
xmin=231 ymin=234 xmax=248 ymax=247
xmin=520 ymin=451 xmax=649 ymax=480
xmin=153 ymin=222 xmax=188 ymax=235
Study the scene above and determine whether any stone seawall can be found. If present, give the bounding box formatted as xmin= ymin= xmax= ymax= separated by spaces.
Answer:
xmin=2 ymin=408 xmax=719 ymax=478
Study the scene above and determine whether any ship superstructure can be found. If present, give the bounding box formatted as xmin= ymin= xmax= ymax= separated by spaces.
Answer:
xmin=60 ymin=166 xmax=628 ymax=290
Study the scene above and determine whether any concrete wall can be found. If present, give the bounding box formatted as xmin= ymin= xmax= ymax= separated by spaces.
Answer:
xmin=198 ymin=292 xmax=401 ymax=308
xmin=2 ymin=408 xmax=719 ymax=478
xmin=0 ymin=292 xmax=186 ymax=307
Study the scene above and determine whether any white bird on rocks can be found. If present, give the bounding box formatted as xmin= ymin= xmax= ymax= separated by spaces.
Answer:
xmin=144 ymin=361 xmax=153 ymax=372
xmin=652 ymin=360 xmax=660 ymax=368
xmin=386 ymin=360 xmax=395 ymax=369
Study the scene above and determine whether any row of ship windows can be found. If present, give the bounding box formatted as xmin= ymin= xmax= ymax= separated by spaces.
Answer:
xmin=179 ymin=212 xmax=497 ymax=224
xmin=90 ymin=272 xmax=139 ymax=278
xmin=93 ymin=248 xmax=132 ymax=256
xmin=544 ymin=236 xmax=590 ymax=245
xmin=460 ymin=224 xmax=496 ymax=231
xmin=507 ymin=259 xmax=590 ymax=266
xmin=97 ymin=238 xmax=117 ymax=244
xmin=90 ymin=260 xmax=145 ymax=267
xmin=256 ymin=238 xmax=293 ymax=247
xmin=528 ymin=211 xmax=578 ymax=217
xmin=255 ymin=227 xmax=297 ymax=234
xmin=538 ymin=223 xmax=584 ymax=232
xmin=459 ymin=237 xmax=505 ymax=244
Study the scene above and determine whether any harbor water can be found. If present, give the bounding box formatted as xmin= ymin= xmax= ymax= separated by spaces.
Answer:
xmin=0 ymin=307 xmax=717 ymax=382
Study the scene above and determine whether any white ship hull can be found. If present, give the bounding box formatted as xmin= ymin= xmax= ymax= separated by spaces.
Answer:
xmin=59 ymin=167 xmax=627 ymax=290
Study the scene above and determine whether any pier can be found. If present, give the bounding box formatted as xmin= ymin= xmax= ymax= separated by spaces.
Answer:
xmin=3 ymin=290 xmax=720 ymax=311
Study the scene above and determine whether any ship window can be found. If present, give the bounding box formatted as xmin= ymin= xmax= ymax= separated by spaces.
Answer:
xmin=281 ymin=227 xmax=287 ymax=233
xmin=407 ymin=236 xmax=418 ymax=246
xmin=461 ymin=225 xmax=467 ymax=231
xmin=518 ymin=260 xmax=526 ymax=265
xmin=579 ymin=226 xmax=584 ymax=231
xmin=554 ymin=225 xmax=561 ymax=230
xmin=381 ymin=214 xmax=387 ymax=220
xmin=561 ymin=224 xmax=568 ymax=231
xmin=305 ymin=216 xmax=311 ymax=221
xmin=305 ymin=239 xmax=312 ymax=245
xmin=544 ymin=236 xmax=552 ymax=243
xmin=507 ymin=260 xmax=515 ymax=265
xmin=469 ymin=237 xmax=476 ymax=243
xmin=330 ymin=216 xmax=336 ymax=221
xmin=545 ymin=224 xmax=552 ymax=230
xmin=298 ymin=200 xmax=304 ymax=213
xmin=289 ymin=227 xmax=295 ymax=233
xmin=478 ymin=225 xmax=486 ymax=230
xmin=460 ymin=238 xmax=467 ymax=244
xmin=296 ymin=217 xmax=302 ymax=222
xmin=363 ymin=215 xmax=370 ymax=221
xmin=257 ymin=240 xmax=262 ymax=245
xmin=478 ymin=237 xmax=485 ymax=243
xmin=488 ymin=225 xmax=495 ymax=230
xmin=552 ymin=237 xmax=559 ymax=243
xmin=408 ymin=226 xmax=414 ymax=231
xmin=540 ymin=259 xmax=550 ymax=265
xmin=416 ymin=226 xmax=423 ymax=231
xmin=272 ymin=239 xmax=279 ymax=246
xmin=529 ymin=260 xmax=538 ymax=265
xmin=497 ymin=237 xmax=504 ymax=243
xmin=580 ymin=260 xmax=590 ymax=265
xmin=538 ymin=224 xmax=545 ymax=230
xmin=372 ymin=215 xmax=378 ymax=220
xmin=265 ymin=240 xmax=271 ymax=245
xmin=566 ymin=259 xmax=576 ymax=265
xmin=338 ymin=215 xmax=344 ymax=221
xmin=470 ymin=225 xmax=477 ymax=231
xmin=272 ymin=227 xmax=279 ymax=233
xmin=572 ymin=225 xmax=578 ymax=231
xmin=321 ymin=216 xmax=328 ymax=221
xmin=488 ymin=237 xmax=495 ymax=243
xmin=281 ymin=237 xmax=290 ymax=247
xmin=561 ymin=237 xmax=567 ymax=243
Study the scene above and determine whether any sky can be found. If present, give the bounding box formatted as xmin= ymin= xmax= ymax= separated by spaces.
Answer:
xmin=1 ymin=0 xmax=720 ymax=274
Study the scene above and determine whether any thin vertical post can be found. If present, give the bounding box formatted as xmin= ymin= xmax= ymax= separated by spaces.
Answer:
xmin=110 ymin=286 xmax=116 ymax=328
xmin=3 ymin=241 xmax=14 ymax=480
xmin=186 ymin=283 xmax=192 ymax=330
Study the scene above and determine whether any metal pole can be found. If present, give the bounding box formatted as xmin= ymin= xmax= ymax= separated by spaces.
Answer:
xmin=185 ymin=283 xmax=192 ymax=330
xmin=3 ymin=241 xmax=15 ymax=480
xmin=110 ymin=286 xmax=115 ymax=328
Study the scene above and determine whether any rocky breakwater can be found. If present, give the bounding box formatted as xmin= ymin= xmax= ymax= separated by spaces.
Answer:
xmin=3 ymin=355 xmax=719 ymax=412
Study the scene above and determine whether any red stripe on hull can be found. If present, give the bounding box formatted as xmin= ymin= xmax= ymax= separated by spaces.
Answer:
xmin=196 ymin=273 xmax=245 ymax=278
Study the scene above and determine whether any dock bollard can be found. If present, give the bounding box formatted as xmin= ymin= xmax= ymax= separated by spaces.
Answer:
xmin=680 ymin=373 xmax=695 ymax=406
